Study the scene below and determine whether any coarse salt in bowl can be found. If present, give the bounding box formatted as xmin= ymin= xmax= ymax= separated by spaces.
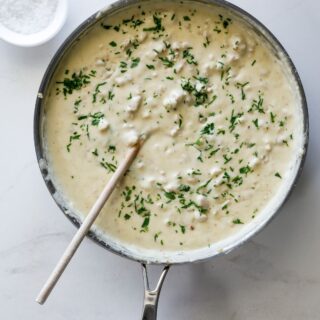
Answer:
xmin=0 ymin=0 xmax=67 ymax=47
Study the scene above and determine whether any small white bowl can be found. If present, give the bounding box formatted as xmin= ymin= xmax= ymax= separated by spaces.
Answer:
xmin=0 ymin=0 xmax=68 ymax=47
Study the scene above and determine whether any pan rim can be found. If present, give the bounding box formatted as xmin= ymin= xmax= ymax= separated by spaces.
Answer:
xmin=34 ymin=0 xmax=309 ymax=264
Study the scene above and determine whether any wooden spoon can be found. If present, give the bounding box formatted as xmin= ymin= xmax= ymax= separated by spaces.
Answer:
xmin=36 ymin=144 xmax=140 ymax=304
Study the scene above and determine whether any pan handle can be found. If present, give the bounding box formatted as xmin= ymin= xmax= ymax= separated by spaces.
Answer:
xmin=141 ymin=264 xmax=170 ymax=320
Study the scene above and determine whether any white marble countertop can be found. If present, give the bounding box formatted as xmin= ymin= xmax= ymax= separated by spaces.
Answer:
xmin=0 ymin=0 xmax=319 ymax=319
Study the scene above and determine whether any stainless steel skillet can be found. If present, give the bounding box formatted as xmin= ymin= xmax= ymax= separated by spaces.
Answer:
xmin=34 ymin=0 xmax=309 ymax=319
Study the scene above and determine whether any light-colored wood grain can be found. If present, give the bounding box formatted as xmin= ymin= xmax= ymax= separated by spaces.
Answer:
xmin=36 ymin=145 xmax=140 ymax=305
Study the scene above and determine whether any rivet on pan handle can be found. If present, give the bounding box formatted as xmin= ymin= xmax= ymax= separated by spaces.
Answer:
xmin=141 ymin=264 xmax=170 ymax=320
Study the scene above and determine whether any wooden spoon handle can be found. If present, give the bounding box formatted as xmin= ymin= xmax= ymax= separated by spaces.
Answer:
xmin=36 ymin=145 xmax=140 ymax=305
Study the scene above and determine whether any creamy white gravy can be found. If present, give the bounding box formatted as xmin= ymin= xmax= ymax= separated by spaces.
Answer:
xmin=44 ymin=2 xmax=303 ymax=252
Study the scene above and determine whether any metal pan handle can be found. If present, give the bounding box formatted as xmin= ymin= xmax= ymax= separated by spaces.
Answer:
xmin=141 ymin=264 xmax=170 ymax=320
